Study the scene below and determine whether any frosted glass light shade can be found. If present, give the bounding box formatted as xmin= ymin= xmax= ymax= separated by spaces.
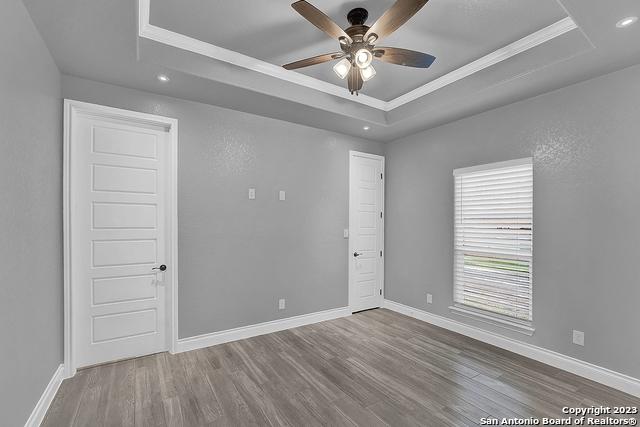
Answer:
xmin=333 ymin=58 xmax=351 ymax=79
xmin=354 ymin=49 xmax=373 ymax=68
xmin=360 ymin=64 xmax=376 ymax=81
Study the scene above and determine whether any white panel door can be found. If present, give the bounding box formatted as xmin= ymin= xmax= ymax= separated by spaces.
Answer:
xmin=349 ymin=151 xmax=384 ymax=312
xmin=69 ymin=108 xmax=172 ymax=368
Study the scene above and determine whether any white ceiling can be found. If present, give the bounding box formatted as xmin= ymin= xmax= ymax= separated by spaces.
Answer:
xmin=23 ymin=0 xmax=640 ymax=142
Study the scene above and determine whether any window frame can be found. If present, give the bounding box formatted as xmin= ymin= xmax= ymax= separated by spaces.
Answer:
xmin=449 ymin=157 xmax=535 ymax=335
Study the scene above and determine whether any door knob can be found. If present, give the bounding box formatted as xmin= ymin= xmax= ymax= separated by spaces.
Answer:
xmin=152 ymin=264 xmax=167 ymax=271
xmin=353 ymin=252 xmax=362 ymax=257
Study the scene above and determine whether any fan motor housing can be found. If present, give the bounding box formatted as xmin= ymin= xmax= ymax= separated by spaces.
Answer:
xmin=345 ymin=25 xmax=370 ymax=41
xmin=347 ymin=7 xmax=368 ymax=26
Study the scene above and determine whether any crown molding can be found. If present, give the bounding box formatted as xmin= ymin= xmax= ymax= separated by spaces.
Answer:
xmin=386 ymin=17 xmax=578 ymax=110
xmin=138 ymin=0 xmax=577 ymax=113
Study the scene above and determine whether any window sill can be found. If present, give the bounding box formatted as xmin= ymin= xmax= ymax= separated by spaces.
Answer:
xmin=448 ymin=305 xmax=535 ymax=336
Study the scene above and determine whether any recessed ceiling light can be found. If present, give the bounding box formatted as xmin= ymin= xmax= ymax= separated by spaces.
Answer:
xmin=616 ymin=16 xmax=638 ymax=28
xmin=157 ymin=74 xmax=170 ymax=82
xmin=363 ymin=126 xmax=371 ymax=131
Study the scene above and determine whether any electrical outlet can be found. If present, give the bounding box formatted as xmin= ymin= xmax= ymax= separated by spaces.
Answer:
xmin=426 ymin=293 xmax=433 ymax=304
xmin=279 ymin=190 xmax=286 ymax=201
xmin=572 ymin=330 xmax=584 ymax=346
xmin=248 ymin=188 xmax=256 ymax=200
xmin=278 ymin=299 xmax=286 ymax=310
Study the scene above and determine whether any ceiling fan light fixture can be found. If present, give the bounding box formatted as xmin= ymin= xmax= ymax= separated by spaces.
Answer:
xmin=333 ymin=58 xmax=352 ymax=79
xmin=360 ymin=64 xmax=376 ymax=81
xmin=355 ymin=49 xmax=373 ymax=69
xmin=285 ymin=2 xmax=435 ymax=95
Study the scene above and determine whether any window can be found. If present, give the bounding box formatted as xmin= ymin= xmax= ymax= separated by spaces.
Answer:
xmin=452 ymin=158 xmax=533 ymax=328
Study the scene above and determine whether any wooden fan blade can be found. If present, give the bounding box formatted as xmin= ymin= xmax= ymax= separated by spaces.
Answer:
xmin=347 ymin=67 xmax=363 ymax=94
xmin=292 ymin=1 xmax=352 ymax=42
xmin=283 ymin=52 xmax=343 ymax=70
xmin=373 ymin=47 xmax=435 ymax=68
xmin=365 ymin=0 xmax=429 ymax=42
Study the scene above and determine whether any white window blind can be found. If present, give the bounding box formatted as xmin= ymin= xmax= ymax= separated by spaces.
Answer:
xmin=454 ymin=158 xmax=533 ymax=322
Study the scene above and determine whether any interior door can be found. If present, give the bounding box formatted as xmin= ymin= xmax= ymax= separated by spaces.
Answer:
xmin=349 ymin=151 xmax=384 ymax=313
xmin=69 ymin=103 xmax=172 ymax=368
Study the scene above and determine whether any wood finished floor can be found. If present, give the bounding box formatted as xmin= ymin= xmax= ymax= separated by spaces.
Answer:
xmin=43 ymin=309 xmax=639 ymax=426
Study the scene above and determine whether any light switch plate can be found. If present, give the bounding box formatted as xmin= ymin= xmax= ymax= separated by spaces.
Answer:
xmin=426 ymin=293 xmax=433 ymax=304
xmin=343 ymin=229 xmax=349 ymax=238
xmin=278 ymin=299 xmax=286 ymax=310
xmin=279 ymin=190 xmax=286 ymax=201
xmin=248 ymin=188 xmax=256 ymax=200
xmin=572 ymin=330 xmax=584 ymax=346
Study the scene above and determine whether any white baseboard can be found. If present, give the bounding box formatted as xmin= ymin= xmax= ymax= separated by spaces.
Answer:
xmin=175 ymin=307 xmax=351 ymax=353
xmin=24 ymin=364 xmax=64 ymax=427
xmin=383 ymin=300 xmax=640 ymax=398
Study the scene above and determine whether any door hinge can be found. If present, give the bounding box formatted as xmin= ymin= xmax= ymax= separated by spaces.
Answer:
xmin=380 ymin=173 xmax=383 ymax=180
xmin=380 ymin=211 xmax=383 ymax=219
xmin=380 ymin=250 xmax=383 ymax=257
xmin=379 ymin=289 xmax=382 ymax=295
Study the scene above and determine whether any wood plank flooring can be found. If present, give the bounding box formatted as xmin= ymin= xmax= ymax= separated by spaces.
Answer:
xmin=43 ymin=309 xmax=639 ymax=426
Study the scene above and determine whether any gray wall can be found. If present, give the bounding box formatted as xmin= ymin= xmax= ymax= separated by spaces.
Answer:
xmin=0 ymin=0 xmax=63 ymax=425
xmin=385 ymin=63 xmax=640 ymax=378
xmin=62 ymin=75 xmax=383 ymax=338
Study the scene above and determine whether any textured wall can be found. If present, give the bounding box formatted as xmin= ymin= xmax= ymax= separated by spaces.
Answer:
xmin=62 ymin=75 xmax=383 ymax=338
xmin=0 ymin=1 xmax=63 ymax=425
xmin=384 ymin=63 xmax=640 ymax=378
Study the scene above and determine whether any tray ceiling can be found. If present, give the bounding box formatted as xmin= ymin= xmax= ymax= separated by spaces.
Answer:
xmin=23 ymin=0 xmax=640 ymax=141
xmin=149 ymin=0 xmax=568 ymax=102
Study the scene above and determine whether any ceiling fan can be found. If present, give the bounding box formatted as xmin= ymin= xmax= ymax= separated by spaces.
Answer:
xmin=283 ymin=0 xmax=435 ymax=95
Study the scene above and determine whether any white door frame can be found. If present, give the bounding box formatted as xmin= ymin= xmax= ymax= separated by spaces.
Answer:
xmin=63 ymin=100 xmax=179 ymax=378
xmin=348 ymin=150 xmax=385 ymax=312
